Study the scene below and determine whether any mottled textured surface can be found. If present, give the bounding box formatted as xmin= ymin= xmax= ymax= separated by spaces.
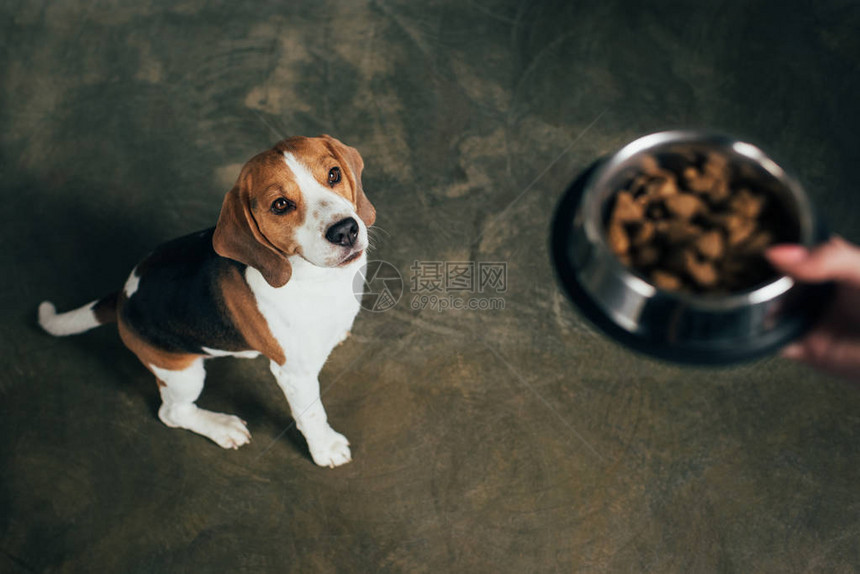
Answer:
xmin=2 ymin=1 xmax=860 ymax=572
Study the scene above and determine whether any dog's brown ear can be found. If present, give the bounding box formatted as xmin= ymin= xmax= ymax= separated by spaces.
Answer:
xmin=322 ymin=134 xmax=376 ymax=227
xmin=213 ymin=173 xmax=292 ymax=288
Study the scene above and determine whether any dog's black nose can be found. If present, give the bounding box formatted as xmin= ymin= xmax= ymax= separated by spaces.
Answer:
xmin=325 ymin=217 xmax=359 ymax=247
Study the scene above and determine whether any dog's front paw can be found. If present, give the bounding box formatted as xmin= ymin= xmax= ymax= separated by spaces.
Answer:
xmin=308 ymin=427 xmax=352 ymax=468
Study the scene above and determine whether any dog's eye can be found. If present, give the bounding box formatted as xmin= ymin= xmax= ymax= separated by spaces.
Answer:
xmin=271 ymin=197 xmax=296 ymax=215
xmin=328 ymin=167 xmax=341 ymax=186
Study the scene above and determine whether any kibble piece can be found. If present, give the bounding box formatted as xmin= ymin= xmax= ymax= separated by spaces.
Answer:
xmin=684 ymin=250 xmax=719 ymax=288
xmin=703 ymin=152 xmax=729 ymax=179
xmin=730 ymin=188 xmax=765 ymax=219
xmin=637 ymin=155 xmax=675 ymax=180
xmin=640 ymin=155 xmax=661 ymax=176
xmin=611 ymin=191 xmax=644 ymax=223
xmin=682 ymin=166 xmax=717 ymax=193
xmin=722 ymin=215 xmax=756 ymax=246
xmin=657 ymin=220 xmax=702 ymax=243
xmin=665 ymin=193 xmax=705 ymax=219
xmin=705 ymin=178 xmax=731 ymax=203
xmin=652 ymin=270 xmax=682 ymax=291
xmin=686 ymin=173 xmax=716 ymax=193
xmin=630 ymin=220 xmax=656 ymax=246
xmin=695 ymin=230 xmax=725 ymax=259
xmin=682 ymin=166 xmax=698 ymax=182
xmin=608 ymin=223 xmax=630 ymax=255
xmin=739 ymin=231 xmax=773 ymax=254
xmin=647 ymin=176 xmax=679 ymax=198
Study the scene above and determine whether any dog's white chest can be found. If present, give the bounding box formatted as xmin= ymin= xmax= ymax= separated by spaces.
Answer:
xmin=246 ymin=255 xmax=364 ymax=371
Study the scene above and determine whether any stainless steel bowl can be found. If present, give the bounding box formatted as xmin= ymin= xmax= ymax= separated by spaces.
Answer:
xmin=551 ymin=130 xmax=832 ymax=365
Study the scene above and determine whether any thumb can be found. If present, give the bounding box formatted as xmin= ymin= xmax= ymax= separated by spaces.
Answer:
xmin=766 ymin=236 xmax=860 ymax=286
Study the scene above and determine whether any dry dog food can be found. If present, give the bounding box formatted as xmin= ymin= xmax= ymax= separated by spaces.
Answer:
xmin=605 ymin=150 xmax=798 ymax=293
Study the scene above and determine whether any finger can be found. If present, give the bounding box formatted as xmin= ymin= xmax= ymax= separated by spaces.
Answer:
xmin=780 ymin=342 xmax=805 ymax=359
xmin=781 ymin=329 xmax=860 ymax=383
xmin=766 ymin=237 xmax=860 ymax=286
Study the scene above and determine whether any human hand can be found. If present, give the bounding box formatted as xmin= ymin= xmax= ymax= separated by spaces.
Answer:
xmin=766 ymin=237 xmax=860 ymax=383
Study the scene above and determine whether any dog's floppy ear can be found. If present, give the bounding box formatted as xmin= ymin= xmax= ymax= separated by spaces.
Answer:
xmin=212 ymin=170 xmax=292 ymax=288
xmin=322 ymin=134 xmax=376 ymax=227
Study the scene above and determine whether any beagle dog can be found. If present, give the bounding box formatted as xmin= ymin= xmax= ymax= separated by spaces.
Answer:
xmin=38 ymin=135 xmax=375 ymax=468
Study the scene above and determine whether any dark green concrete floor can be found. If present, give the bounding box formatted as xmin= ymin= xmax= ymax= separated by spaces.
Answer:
xmin=2 ymin=1 xmax=860 ymax=572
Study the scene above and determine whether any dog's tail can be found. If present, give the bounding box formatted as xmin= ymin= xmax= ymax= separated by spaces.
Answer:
xmin=38 ymin=292 xmax=119 ymax=336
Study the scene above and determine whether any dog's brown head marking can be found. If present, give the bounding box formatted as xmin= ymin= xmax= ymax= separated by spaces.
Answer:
xmin=213 ymin=135 xmax=375 ymax=287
